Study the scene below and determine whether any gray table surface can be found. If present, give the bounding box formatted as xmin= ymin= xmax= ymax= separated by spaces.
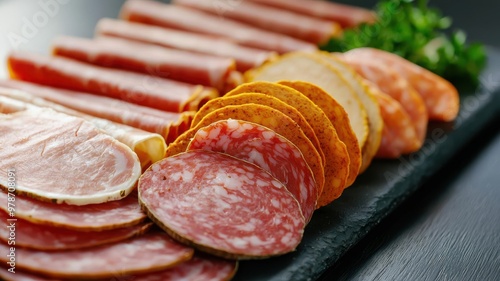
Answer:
xmin=0 ymin=1 xmax=499 ymax=280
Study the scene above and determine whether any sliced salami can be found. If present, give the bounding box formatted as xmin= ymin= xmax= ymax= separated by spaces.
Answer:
xmin=0 ymin=109 xmax=141 ymax=205
xmin=0 ymin=210 xmax=151 ymax=250
xmin=139 ymin=150 xmax=305 ymax=259
xmin=188 ymin=119 xmax=316 ymax=223
xmin=0 ymin=231 xmax=194 ymax=279
xmin=0 ymin=268 xmax=59 ymax=281
xmin=0 ymin=190 xmax=145 ymax=231
xmin=126 ymin=255 xmax=237 ymax=281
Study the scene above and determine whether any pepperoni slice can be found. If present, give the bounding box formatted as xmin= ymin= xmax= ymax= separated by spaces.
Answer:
xmin=0 ymin=231 xmax=194 ymax=279
xmin=188 ymin=119 xmax=317 ymax=223
xmin=139 ymin=150 xmax=305 ymax=259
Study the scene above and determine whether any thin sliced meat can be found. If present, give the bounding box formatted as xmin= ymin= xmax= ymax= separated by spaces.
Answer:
xmin=0 ymin=108 xmax=141 ymax=205
xmin=188 ymin=119 xmax=317 ymax=223
xmin=127 ymin=255 xmax=237 ymax=281
xmin=95 ymin=18 xmax=276 ymax=72
xmin=7 ymin=51 xmax=218 ymax=112
xmin=0 ymin=191 xmax=145 ymax=231
xmin=120 ymin=0 xmax=317 ymax=54
xmin=0 ymin=231 xmax=194 ymax=279
xmin=53 ymin=36 xmax=240 ymax=92
xmin=344 ymin=47 xmax=459 ymax=121
xmin=0 ymin=91 xmax=166 ymax=168
xmin=0 ymin=268 xmax=58 ymax=281
xmin=0 ymin=210 xmax=152 ymax=251
xmin=0 ymin=79 xmax=193 ymax=143
xmin=367 ymin=82 xmax=420 ymax=158
xmin=339 ymin=54 xmax=428 ymax=146
xmin=139 ymin=150 xmax=305 ymax=259
xmin=173 ymin=0 xmax=341 ymax=45
xmin=248 ymin=0 xmax=377 ymax=28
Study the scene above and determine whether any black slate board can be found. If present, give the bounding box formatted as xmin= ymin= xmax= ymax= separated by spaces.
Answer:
xmin=233 ymin=47 xmax=500 ymax=281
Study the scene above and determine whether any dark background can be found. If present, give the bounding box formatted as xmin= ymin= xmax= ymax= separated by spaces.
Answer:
xmin=0 ymin=1 xmax=499 ymax=280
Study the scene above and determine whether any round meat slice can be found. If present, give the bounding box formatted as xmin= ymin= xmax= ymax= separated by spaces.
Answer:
xmin=188 ymin=119 xmax=316 ymax=223
xmin=0 ymin=108 xmax=141 ymax=205
xmin=0 ymin=191 xmax=146 ymax=231
xmin=127 ymin=255 xmax=238 ymax=281
xmin=139 ymin=150 xmax=305 ymax=259
xmin=0 ymin=231 xmax=194 ymax=279
xmin=0 ymin=210 xmax=152 ymax=250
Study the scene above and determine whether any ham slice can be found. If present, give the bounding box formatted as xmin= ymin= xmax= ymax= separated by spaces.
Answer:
xmin=0 ymin=108 xmax=141 ymax=205
xmin=248 ymin=0 xmax=377 ymax=28
xmin=7 ymin=51 xmax=218 ymax=113
xmin=0 ymin=90 xmax=166 ymax=168
xmin=0 ymin=210 xmax=152 ymax=251
xmin=52 ymin=36 xmax=241 ymax=92
xmin=120 ymin=0 xmax=317 ymax=54
xmin=95 ymin=18 xmax=276 ymax=72
xmin=0 ymin=191 xmax=146 ymax=231
xmin=0 ymin=231 xmax=194 ymax=279
xmin=173 ymin=0 xmax=342 ymax=45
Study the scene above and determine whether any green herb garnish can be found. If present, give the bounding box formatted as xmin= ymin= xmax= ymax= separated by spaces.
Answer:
xmin=321 ymin=0 xmax=486 ymax=85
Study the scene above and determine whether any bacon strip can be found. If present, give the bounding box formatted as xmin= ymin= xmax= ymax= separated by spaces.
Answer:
xmin=0 ymin=79 xmax=192 ymax=143
xmin=7 ymin=51 xmax=218 ymax=113
xmin=52 ymin=36 xmax=241 ymax=92
xmin=120 ymin=0 xmax=317 ymax=54
xmin=173 ymin=0 xmax=342 ymax=45
xmin=0 ymin=89 xmax=166 ymax=168
xmin=248 ymin=0 xmax=377 ymax=28
xmin=95 ymin=18 xmax=276 ymax=72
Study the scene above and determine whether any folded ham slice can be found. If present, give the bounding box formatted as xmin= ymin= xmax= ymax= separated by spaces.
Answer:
xmin=95 ymin=18 xmax=276 ymax=72
xmin=173 ymin=0 xmax=342 ymax=45
xmin=52 ymin=36 xmax=241 ymax=92
xmin=248 ymin=0 xmax=377 ymax=28
xmin=0 ymin=90 xmax=166 ymax=168
xmin=0 ymin=108 xmax=141 ymax=205
xmin=0 ymin=78 xmax=193 ymax=144
xmin=7 ymin=51 xmax=218 ymax=113
xmin=120 ymin=0 xmax=317 ymax=54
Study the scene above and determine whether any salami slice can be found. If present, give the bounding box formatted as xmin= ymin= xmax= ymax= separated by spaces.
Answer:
xmin=139 ymin=150 xmax=305 ymax=259
xmin=0 ymin=210 xmax=151 ymax=250
xmin=173 ymin=0 xmax=342 ymax=44
xmin=188 ymin=119 xmax=316 ymax=223
xmin=343 ymin=48 xmax=459 ymax=121
xmin=0 ymin=191 xmax=145 ymax=231
xmin=125 ymin=255 xmax=237 ymax=281
xmin=52 ymin=36 xmax=240 ymax=92
xmin=7 ymin=51 xmax=218 ymax=113
xmin=0 ymin=268 xmax=58 ymax=281
xmin=120 ymin=0 xmax=317 ymax=54
xmin=0 ymin=231 xmax=194 ymax=279
xmin=0 ymin=108 xmax=141 ymax=205
xmin=247 ymin=0 xmax=377 ymax=28
xmin=95 ymin=18 xmax=276 ymax=72
xmin=0 ymin=79 xmax=194 ymax=143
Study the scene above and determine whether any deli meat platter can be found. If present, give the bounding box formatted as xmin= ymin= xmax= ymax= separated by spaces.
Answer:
xmin=0 ymin=0 xmax=499 ymax=280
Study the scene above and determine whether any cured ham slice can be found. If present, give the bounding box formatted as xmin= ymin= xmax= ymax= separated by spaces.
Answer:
xmin=188 ymin=119 xmax=317 ymax=223
xmin=248 ymin=0 xmax=377 ymax=28
xmin=0 ymin=210 xmax=151 ymax=251
xmin=0 ymin=231 xmax=194 ymax=279
xmin=0 ymin=191 xmax=146 ymax=231
xmin=7 ymin=51 xmax=218 ymax=113
xmin=173 ymin=0 xmax=342 ymax=45
xmin=52 ymin=36 xmax=241 ymax=92
xmin=139 ymin=150 xmax=305 ymax=259
xmin=339 ymin=53 xmax=428 ymax=146
xmin=120 ymin=0 xmax=317 ymax=54
xmin=344 ymin=47 xmax=459 ymax=121
xmin=95 ymin=18 xmax=276 ymax=72
xmin=0 ymin=108 xmax=141 ymax=205
xmin=0 ymin=91 xmax=166 ymax=168
xmin=0 ymin=79 xmax=193 ymax=143
xmin=126 ymin=255 xmax=237 ymax=281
